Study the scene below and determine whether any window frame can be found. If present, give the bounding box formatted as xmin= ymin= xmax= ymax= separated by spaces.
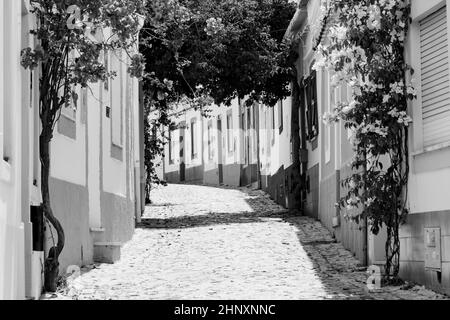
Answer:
xmin=190 ymin=118 xmax=198 ymax=160
xmin=409 ymin=2 xmax=450 ymax=156
xmin=207 ymin=120 xmax=213 ymax=161
xmin=278 ymin=100 xmax=283 ymax=134
xmin=168 ymin=128 xmax=174 ymax=165
xmin=226 ymin=109 xmax=233 ymax=154
xmin=110 ymin=49 xmax=124 ymax=149
xmin=271 ymin=105 xmax=275 ymax=145
xmin=305 ymin=70 xmax=319 ymax=142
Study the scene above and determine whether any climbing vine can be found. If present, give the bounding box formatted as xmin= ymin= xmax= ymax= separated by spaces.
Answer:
xmin=314 ymin=0 xmax=415 ymax=283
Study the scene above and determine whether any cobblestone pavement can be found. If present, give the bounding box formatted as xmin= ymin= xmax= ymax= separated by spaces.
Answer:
xmin=50 ymin=184 xmax=448 ymax=300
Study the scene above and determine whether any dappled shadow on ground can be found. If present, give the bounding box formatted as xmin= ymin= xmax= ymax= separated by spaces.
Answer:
xmin=137 ymin=210 xmax=290 ymax=230
xmin=141 ymin=183 xmax=431 ymax=300
xmin=144 ymin=184 xmax=370 ymax=298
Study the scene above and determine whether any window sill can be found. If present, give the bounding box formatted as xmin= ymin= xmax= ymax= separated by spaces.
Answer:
xmin=412 ymin=142 xmax=450 ymax=174
xmin=112 ymin=142 xmax=123 ymax=150
xmin=0 ymin=160 xmax=12 ymax=183
xmin=412 ymin=141 xmax=450 ymax=157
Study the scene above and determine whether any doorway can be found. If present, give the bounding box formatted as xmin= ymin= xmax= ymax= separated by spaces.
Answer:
xmin=217 ymin=116 xmax=223 ymax=184
xmin=179 ymin=121 xmax=185 ymax=182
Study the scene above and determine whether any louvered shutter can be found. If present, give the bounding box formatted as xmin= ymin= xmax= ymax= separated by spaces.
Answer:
xmin=420 ymin=6 xmax=450 ymax=148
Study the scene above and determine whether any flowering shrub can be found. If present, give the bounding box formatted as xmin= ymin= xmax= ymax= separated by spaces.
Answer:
xmin=313 ymin=0 xmax=414 ymax=281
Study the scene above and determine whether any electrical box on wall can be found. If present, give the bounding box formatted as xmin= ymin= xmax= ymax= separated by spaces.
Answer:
xmin=424 ymin=227 xmax=441 ymax=271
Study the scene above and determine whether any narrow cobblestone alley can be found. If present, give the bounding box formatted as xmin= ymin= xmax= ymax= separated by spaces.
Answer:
xmin=54 ymin=184 xmax=448 ymax=300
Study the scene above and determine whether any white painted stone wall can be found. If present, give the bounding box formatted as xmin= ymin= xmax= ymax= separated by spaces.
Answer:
xmin=407 ymin=0 xmax=450 ymax=214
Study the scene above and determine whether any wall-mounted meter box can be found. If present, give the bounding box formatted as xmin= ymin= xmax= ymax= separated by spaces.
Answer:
xmin=424 ymin=227 xmax=441 ymax=271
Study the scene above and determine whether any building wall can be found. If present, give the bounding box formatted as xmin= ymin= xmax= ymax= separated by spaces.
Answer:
xmin=400 ymin=0 xmax=450 ymax=295
xmin=259 ymin=96 xmax=295 ymax=209
xmin=202 ymin=99 xmax=243 ymax=187
xmin=301 ymin=5 xmax=321 ymax=219
xmin=296 ymin=0 xmax=388 ymax=265
xmin=0 ymin=1 xmax=142 ymax=298
xmin=162 ymin=95 xmax=297 ymax=207
xmin=163 ymin=98 xmax=245 ymax=188
xmin=0 ymin=0 xmax=39 ymax=300
xmin=46 ymin=47 xmax=139 ymax=273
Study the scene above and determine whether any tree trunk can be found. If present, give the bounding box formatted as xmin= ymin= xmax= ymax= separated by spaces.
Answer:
xmin=40 ymin=126 xmax=65 ymax=292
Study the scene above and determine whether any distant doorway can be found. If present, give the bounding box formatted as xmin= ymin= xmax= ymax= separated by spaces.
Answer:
xmin=217 ymin=116 xmax=223 ymax=184
xmin=179 ymin=122 xmax=185 ymax=182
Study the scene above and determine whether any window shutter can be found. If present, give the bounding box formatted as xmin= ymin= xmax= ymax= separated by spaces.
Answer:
xmin=111 ymin=50 xmax=123 ymax=147
xmin=420 ymin=6 xmax=450 ymax=148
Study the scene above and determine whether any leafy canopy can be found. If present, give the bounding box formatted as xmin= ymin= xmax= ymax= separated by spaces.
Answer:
xmin=141 ymin=0 xmax=297 ymax=108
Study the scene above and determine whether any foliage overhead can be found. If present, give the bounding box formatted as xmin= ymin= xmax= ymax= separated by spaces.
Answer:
xmin=142 ymin=0 xmax=297 ymax=108
xmin=140 ymin=0 xmax=298 ymax=190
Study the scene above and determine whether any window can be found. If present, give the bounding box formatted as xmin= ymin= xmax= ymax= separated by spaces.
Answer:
xmin=80 ymin=87 xmax=87 ymax=125
xmin=104 ymin=51 xmax=109 ymax=91
xmin=278 ymin=100 xmax=283 ymax=134
xmin=271 ymin=105 xmax=275 ymax=145
xmin=240 ymin=108 xmax=245 ymax=131
xmin=246 ymin=108 xmax=251 ymax=164
xmin=324 ymin=70 xmax=331 ymax=163
xmin=253 ymin=104 xmax=257 ymax=153
xmin=261 ymin=107 xmax=266 ymax=155
xmin=191 ymin=118 xmax=197 ymax=159
xmin=168 ymin=128 xmax=174 ymax=164
xmin=226 ymin=110 xmax=233 ymax=153
xmin=305 ymin=70 xmax=319 ymax=141
xmin=110 ymin=50 xmax=123 ymax=147
xmin=419 ymin=6 xmax=450 ymax=148
xmin=62 ymin=86 xmax=77 ymax=120
xmin=266 ymin=109 xmax=271 ymax=156
xmin=207 ymin=120 xmax=213 ymax=160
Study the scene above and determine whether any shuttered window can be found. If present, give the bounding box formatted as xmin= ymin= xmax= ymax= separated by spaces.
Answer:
xmin=420 ymin=6 xmax=450 ymax=148
xmin=111 ymin=50 xmax=123 ymax=148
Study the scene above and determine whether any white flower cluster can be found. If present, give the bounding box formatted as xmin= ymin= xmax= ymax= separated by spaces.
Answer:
xmin=367 ymin=5 xmax=382 ymax=30
xmin=388 ymin=108 xmax=412 ymax=126
xmin=346 ymin=196 xmax=360 ymax=211
xmin=359 ymin=120 xmax=389 ymax=137
xmin=204 ymin=17 xmax=224 ymax=36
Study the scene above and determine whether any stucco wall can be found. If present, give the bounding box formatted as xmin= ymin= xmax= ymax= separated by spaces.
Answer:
xmin=100 ymin=191 xmax=135 ymax=244
xmin=47 ymin=177 xmax=93 ymax=272
xmin=400 ymin=211 xmax=450 ymax=295
xmin=319 ymin=172 xmax=337 ymax=233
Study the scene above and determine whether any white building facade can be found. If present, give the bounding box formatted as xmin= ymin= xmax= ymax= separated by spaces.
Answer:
xmin=0 ymin=0 xmax=145 ymax=299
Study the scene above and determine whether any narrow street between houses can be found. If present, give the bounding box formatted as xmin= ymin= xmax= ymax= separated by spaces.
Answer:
xmin=53 ymin=184 xmax=447 ymax=300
